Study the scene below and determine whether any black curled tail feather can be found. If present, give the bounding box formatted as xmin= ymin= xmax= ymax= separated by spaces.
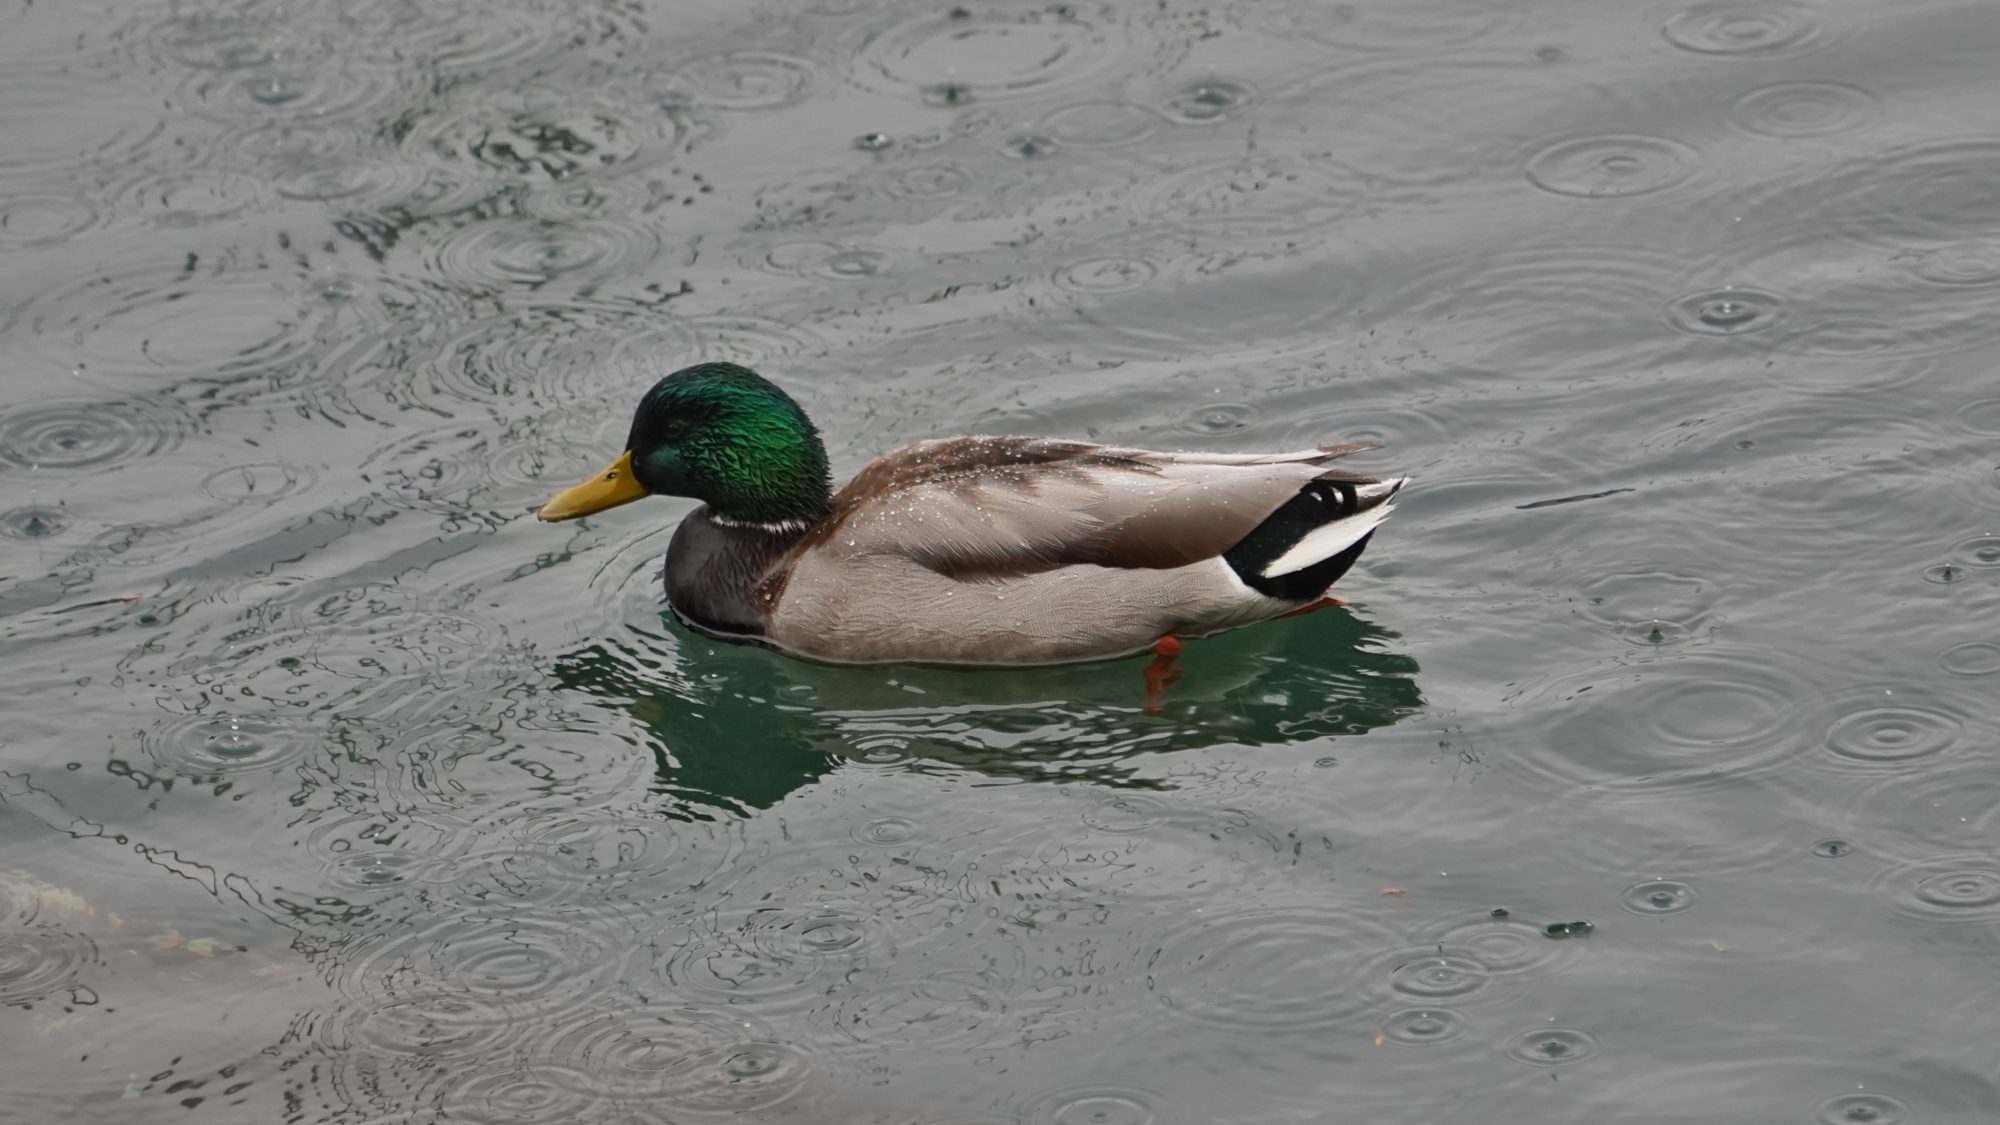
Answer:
xmin=1222 ymin=477 xmax=1399 ymax=600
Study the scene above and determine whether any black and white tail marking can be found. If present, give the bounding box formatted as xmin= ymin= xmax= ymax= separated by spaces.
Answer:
xmin=1221 ymin=476 xmax=1406 ymax=601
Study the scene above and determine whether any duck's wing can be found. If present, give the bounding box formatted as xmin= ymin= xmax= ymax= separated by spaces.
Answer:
xmin=805 ymin=436 xmax=1387 ymax=579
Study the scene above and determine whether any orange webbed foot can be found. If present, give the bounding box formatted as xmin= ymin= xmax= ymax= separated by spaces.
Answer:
xmin=1143 ymin=635 xmax=1183 ymax=715
xmin=1280 ymin=595 xmax=1345 ymax=618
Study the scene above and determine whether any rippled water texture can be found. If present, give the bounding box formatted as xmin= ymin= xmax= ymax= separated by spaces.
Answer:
xmin=5 ymin=0 xmax=2000 ymax=1120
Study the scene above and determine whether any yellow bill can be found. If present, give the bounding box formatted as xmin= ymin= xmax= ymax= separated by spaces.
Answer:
xmin=539 ymin=450 xmax=647 ymax=521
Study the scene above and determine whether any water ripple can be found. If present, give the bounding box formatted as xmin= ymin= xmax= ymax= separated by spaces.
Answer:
xmin=331 ymin=990 xmax=524 ymax=1063
xmin=1053 ymin=252 xmax=1161 ymax=295
xmin=427 ymin=216 xmax=664 ymax=291
xmin=681 ymin=50 xmax=817 ymax=110
xmin=357 ymin=425 xmax=488 ymax=513
xmin=120 ymin=6 xmax=288 ymax=71
xmin=1379 ymin=1007 xmax=1469 ymax=1047
xmin=1029 ymin=1084 xmax=1157 ymax=1125
xmin=407 ymin=292 xmax=695 ymax=416
xmin=273 ymin=155 xmax=436 ymax=207
xmin=543 ymin=1004 xmax=812 ymax=1113
xmin=1811 ymin=1093 xmax=1909 ymax=1125
xmin=826 ymin=967 xmax=1010 ymax=1053
xmin=685 ymin=314 xmax=832 ymax=369
xmin=1038 ymin=239 xmax=1331 ymax=360
xmin=0 ymin=398 xmax=197 ymax=473
xmin=347 ymin=0 xmax=590 ymax=77
xmin=750 ymin=239 xmax=899 ymax=282
xmin=1 ymin=870 xmax=92 ymax=928
xmin=1955 ymin=397 xmax=2000 ymax=435
xmin=341 ymin=913 xmax=623 ymax=1017
xmin=1250 ymin=0 xmax=1525 ymax=51
xmin=437 ymin=1061 xmax=607 ymax=1123
xmin=1846 ymin=771 xmax=2000 ymax=855
xmin=657 ymin=902 xmax=881 ymax=1015
xmin=1525 ymin=133 xmax=1702 ymax=198
xmin=1948 ymin=532 xmax=2000 ymax=569
xmin=646 ymin=1038 xmax=814 ymax=1117
xmin=409 ymin=87 xmax=688 ymax=184
xmin=1569 ymin=563 xmax=1717 ymax=647
xmin=1695 ymin=403 xmax=1945 ymax=546
xmin=306 ymin=804 xmax=476 ymax=887
xmin=579 ymin=523 xmax=683 ymax=635
xmin=142 ymin=712 xmax=321 ymax=779
xmin=325 ymin=850 xmax=438 ymax=896
xmin=997 ymin=131 xmax=1061 ymax=160
xmin=1518 ymin=650 xmax=1817 ymax=795
xmin=1729 ymin=81 xmax=1880 ymax=137
xmin=0 ymin=192 xmax=102 ymax=247
xmin=1922 ymin=564 xmax=1970 ymax=587
xmin=199 ymin=460 xmax=320 ymax=507
xmin=504 ymin=811 xmax=689 ymax=894
xmin=1876 ymin=855 xmax=2000 ymax=924
xmin=879 ymin=161 xmax=973 ymax=200
xmin=1815 ymin=687 xmax=1966 ymax=770
xmin=852 ymin=815 xmax=922 ymax=846
xmin=1506 ymin=1027 xmax=1599 ymax=1066
xmin=0 ymin=69 xmax=167 ymax=178
xmin=478 ymin=409 xmax=633 ymax=516
xmin=1159 ymin=77 xmax=1256 ymax=124
xmin=1824 ymin=138 xmax=2000 ymax=248
xmin=0 ymin=507 xmax=67 ymax=540
xmin=1381 ymin=948 xmax=1490 ymax=1001
xmin=1620 ymin=878 xmax=1698 ymax=915
xmin=1149 ymin=903 xmax=1398 ymax=1030
xmin=1673 ymin=139 xmax=2000 ymax=361
xmin=1433 ymin=913 xmax=1586 ymax=983
xmin=26 ymin=258 xmax=334 ymax=386
xmin=1364 ymin=244 xmax=1682 ymax=363
xmin=1938 ymin=641 xmax=2000 ymax=677
xmin=80 ymin=522 xmax=205 ymax=574
xmin=175 ymin=49 xmax=409 ymax=128
xmin=1080 ymin=793 xmax=1169 ymax=833
xmin=1664 ymin=287 xmax=1788 ymax=336
xmin=1128 ymin=153 xmax=1365 ymax=240
xmin=0 ymin=926 xmax=97 ymax=1007
xmin=1039 ymin=100 xmax=1159 ymax=148
xmin=1276 ymin=390 xmax=1481 ymax=470
xmin=545 ymin=1005 xmax=745 ymax=1101
xmin=175 ymin=592 xmax=507 ymax=716
xmin=113 ymin=168 xmax=270 ymax=227
xmin=1174 ymin=401 xmax=1260 ymax=437
xmin=1771 ymin=310 xmax=1955 ymax=360
xmin=1897 ymin=238 xmax=2000 ymax=288
xmin=848 ymin=1 xmax=1166 ymax=104
xmin=1660 ymin=0 xmax=1823 ymax=56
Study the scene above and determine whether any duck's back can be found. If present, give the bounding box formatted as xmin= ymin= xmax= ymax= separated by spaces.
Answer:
xmin=758 ymin=436 xmax=1398 ymax=666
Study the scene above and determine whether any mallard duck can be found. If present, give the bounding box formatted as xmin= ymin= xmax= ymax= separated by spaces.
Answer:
xmin=540 ymin=363 xmax=1404 ymax=674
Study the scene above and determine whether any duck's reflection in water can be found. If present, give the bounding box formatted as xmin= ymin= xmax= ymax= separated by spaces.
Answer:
xmin=553 ymin=606 xmax=1424 ymax=816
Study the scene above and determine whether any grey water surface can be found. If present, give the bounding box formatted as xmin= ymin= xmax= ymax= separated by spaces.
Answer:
xmin=3 ymin=0 xmax=1999 ymax=1120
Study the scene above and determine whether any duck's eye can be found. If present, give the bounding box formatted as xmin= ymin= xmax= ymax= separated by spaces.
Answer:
xmin=662 ymin=418 xmax=692 ymax=441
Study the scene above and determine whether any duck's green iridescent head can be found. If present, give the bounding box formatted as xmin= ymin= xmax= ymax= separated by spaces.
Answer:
xmin=539 ymin=363 xmax=833 ymax=526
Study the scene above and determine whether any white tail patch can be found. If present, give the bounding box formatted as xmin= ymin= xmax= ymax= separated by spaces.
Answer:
xmin=1259 ymin=478 xmax=1406 ymax=578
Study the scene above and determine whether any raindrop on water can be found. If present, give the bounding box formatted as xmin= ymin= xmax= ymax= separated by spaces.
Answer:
xmin=1666 ymin=287 xmax=1787 ymax=335
xmin=1506 ymin=1027 xmax=1599 ymax=1066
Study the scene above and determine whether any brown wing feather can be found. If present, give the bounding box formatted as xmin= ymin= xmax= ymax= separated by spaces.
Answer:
xmin=797 ymin=436 xmax=1379 ymax=579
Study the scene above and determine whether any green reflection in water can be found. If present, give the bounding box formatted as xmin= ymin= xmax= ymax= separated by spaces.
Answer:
xmin=554 ymin=608 xmax=1423 ymax=817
